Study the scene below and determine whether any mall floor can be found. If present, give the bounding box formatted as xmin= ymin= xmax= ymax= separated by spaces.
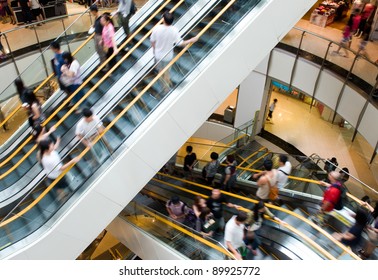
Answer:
xmin=1 ymin=4 xmax=377 ymax=190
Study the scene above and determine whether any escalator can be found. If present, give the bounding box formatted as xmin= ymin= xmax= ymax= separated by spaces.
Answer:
xmin=150 ymin=172 xmax=359 ymax=259
xmin=0 ymin=0 xmax=317 ymax=259
xmin=0 ymin=0 xmax=210 ymax=210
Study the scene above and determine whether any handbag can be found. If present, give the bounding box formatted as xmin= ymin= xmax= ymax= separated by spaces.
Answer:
xmin=267 ymin=171 xmax=279 ymax=201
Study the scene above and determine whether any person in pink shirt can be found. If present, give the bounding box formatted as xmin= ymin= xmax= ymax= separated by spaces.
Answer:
xmin=100 ymin=13 xmax=119 ymax=71
xmin=333 ymin=24 xmax=351 ymax=57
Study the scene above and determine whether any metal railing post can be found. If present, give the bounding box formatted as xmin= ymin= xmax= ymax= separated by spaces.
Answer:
xmin=288 ymin=30 xmax=305 ymax=91
xmin=3 ymin=33 xmax=20 ymax=75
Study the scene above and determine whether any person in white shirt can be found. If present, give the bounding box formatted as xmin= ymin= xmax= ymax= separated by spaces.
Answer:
xmin=266 ymin=98 xmax=277 ymax=121
xmin=60 ymin=52 xmax=85 ymax=112
xmin=38 ymin=137 xmax=80 ymax=200
xmin=150 ymin=11 xmax=198 ymax=88
xmin=224 ymin=212 xmax=248 ymax=260
xmin=76 ymin=108 xmax=108 ymax=163
xmin=276 ymin=155 xmax=292 ymax=189
xmin=113 ymin=0 xmax=132 ymax=50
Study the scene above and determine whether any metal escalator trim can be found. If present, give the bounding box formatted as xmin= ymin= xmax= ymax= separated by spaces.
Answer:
xmin=151 ymin=177 xmax=335 ymax=260
xmin=185 ymin=141 xmax=240 ymax=150
xmin=0 ymin=0 xmax=237 ymax=234
xmin=238 ymin=151 xmax=270 ymax=177
xmin=270 ymin=253 xmax=279 ymax=260
xmin=134 ymin=203 xmax=236 ymax=260
xmin=0 ymin=0 xmax=177 ymax=182
xmin=155 ymin=173 xmax=360 ymax=260
xmin=236 ymin=147 xmax=267 ymax=167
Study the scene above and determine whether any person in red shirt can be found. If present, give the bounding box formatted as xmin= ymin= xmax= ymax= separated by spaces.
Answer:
xmin=311 ymin=171 xmax=342 ymax=226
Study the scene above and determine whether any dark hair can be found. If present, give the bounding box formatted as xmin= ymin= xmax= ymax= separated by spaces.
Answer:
xmin=163 ymin=11 xmax=174 ymax=25
xmin=263 ymin=159 xmax=273 ymax=171
xmin=39 ymin=138 xmax=53 ymax=158
xmin=82 ymin=108 xmax=93 ymax=118
xmin=253 ymin=200 xmax=265 ymax=221
xmin=210 ymin=152 xmax=219 ymax=160
xmin=89 ymin=4 xmax=98 ymax=12
xmin=194 ymin=195 xmax=204 ymax=208
xmin=226 ymin=154 xmax=235 ymax=164
xmin=279 ymin=154 xmax=288 ymax=164
xmin=25 ymin=89 xmax=39 ymax=106
xmin=170 ymin=196 xmax=180 ymax=205
xmin=186 ymin=145 xmax=193 ymax=153
xmin=245 ymin=231 xmax=255 ymax=243
xmin=50 ymin=41 xmax=60 ymax=50
xmin=274 ymin=98 xmax=277 ymax=102
xmin=15 ymin=78 xmax=25 ymax=95
xmin=235 ymin=211 xmax=247 ymax=222
xmin=199 ymin=207 xmax=211 ymax=221
xmin=372 ymin=202 xmax=378 ymax=219
xmin=361 ymin=195 xmax=371 ymax=204
xmin=331 ymin=157 xmax=337 ymax=163
xmin=101 ymin=13 xmax=114 ymax=25
xmin=62 ymin=51 xmax=74 ymax=65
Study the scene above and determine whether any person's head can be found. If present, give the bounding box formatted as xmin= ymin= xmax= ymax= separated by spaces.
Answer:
xmin=235 ymin=211 xmax=247 ymax=224
xmin=278 ymin=154 xmax=288 ymax=166
xmin=14 ymin=77 xmax=25 ymax=94
xmin=328 ymin=171 xmax=341 ymax=183
xmin=50 ymin=41 xmax=61 ymax=54
xmin=263 ymin=159 xmax=273 ymax=171
xmin=170 ymin=196 xmax=180 ymax=205
xmin=100 ymin=13 xmax=112 ymax=26
xmin=361 ymin=195 xmax=371 ymax=204
xmin=194 ymin=195 xmax=206 ymax=208
xmin=89 ymin=4 xmax=98 ymax=16
xmin=39 ymin=138 xmax=54 ymax=156
xmin=253 ymin=200 xmax=265 ymax=221
xmin=186 ymin=145 xmax=193 ymax=154
xmin=211 ymin=188 xmax=221 ymax=199
xmin=199 ymin=207 xmax=211 ymax=220
xmin=62 ymin=51 xmax=74 ymax=65
xmin=331 ymin=157 xmax=337 ymax=163
xmin=245 ymin=231 xmax=256 ymax=243
xmin=210 ymin=152 xmax=219 ymax=161
xmin=82 ymin=108 xmax=94 ymax=122
xmin=273 ymin=98 xmax=278 ymax=103
xmin=162 ymin=11 xmax=174 ymax=25
xmin=226 ymin=154 xmax=235 ymax=165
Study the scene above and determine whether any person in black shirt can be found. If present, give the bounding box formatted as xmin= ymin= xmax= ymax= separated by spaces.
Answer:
xmin=206 ymin=188 xmax=239 ymax=232
xmin=90 ymin=5 xmax=106 ymax=67
xmin=183 ymin=145 xmax=196 ymax=179
xmin=18 ymin=0 xmax=33 ymax=25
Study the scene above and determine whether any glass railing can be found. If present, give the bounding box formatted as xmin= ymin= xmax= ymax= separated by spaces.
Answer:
xmin=280 ymin=27 xmax=378 ymax=102
xmin=121 ymin=202 xmax=235 ymax=260
xmin=0 ymin=0 xmax=265 ymax=255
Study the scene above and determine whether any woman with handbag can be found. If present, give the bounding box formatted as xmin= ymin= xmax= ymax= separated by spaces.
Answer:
xmin=100 ymin=13 xmax=118 ymax=72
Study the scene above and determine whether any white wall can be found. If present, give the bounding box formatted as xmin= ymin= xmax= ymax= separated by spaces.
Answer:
xmin=3 ymin=0 xmax=317 ymax=259
xmin=192 ymin=121 xmax=235 ymax=142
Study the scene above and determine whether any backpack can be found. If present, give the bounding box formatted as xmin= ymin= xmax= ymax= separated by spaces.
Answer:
xmin=333 ymin=183 xmax=346 ymax=210
xmin=130 ymin=0 xmax=137 ymax=15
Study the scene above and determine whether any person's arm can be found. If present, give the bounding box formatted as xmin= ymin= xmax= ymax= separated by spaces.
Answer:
xmin=225 ymin=241 xmax=242 ymax=260
xmin=321 ymin=200 xmax=332 ymax=212
xmin=111 ymin=25 xmax=118 ymax=54
xmin=338 ymin=231 xmax=356 ymax=241
xmin=265 ymin=207 xmax=286 ymax=225
xmin=189 ymin=154 xmax=197 ymax=170
xmin=319 ymin=180 xmax=331 ymax=188
xmin=59 ymin=156 xmax=80 ymax=171
xmin=53 ymin=136 xmax=60 ymax=150
xmin=226 ymin=201 xmax=240 ymax=209
xmin=31 ymin=103 xmax=40 ymax=120
xmin=253 ymin=170 xmax=267 ymax=179
xmin=76 ymin=133 xmax=92 ymax=148
xmin=178 ymin=36 xmax=198 ymax=47
xmin=193 ymin=205 xmax=201 ymax=218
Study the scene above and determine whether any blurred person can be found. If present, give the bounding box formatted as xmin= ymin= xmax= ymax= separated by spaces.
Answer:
xmin=276 ymin=154 xmax=292 ymax=189
xmin=192 ymin=195 xmax=207 ymax=218
xmin=203 ymin=152 xmax=220 ymax=186
xmin=220 ymin=154 xmax=237 ymax=191
xmin=195 ymin=207 xmax=216 ymax=238
xmin=324 ymin=157 xmax=338 ymax=173
xmin=50 ymin=41 xmax=67 ymax=92
xmin=311 ymin=171 xmax=344 ymax=226
xmin=253 ymin=159 xmax=278 ymax=202
xmin=18 ymin=0 xmax=33 ymax=26
xmin=266 ymin=98 xmax=277 ymax=121
xmin=333 ymin=24 xmax=352 ymax=58
xmin=206 ymin=188 xmax=239 ymax=233
xmin=38 ymin=138 xmax=80 ymax=200
xmin=100 ymin=13 xmax=118 ymax=71
xmin=24 ymin=89 xmax=45 ymax=134
xmin=359 ymin=202 xmax=378 ymax=259
xmin=30 ymin=0 xmax=43 ymax=25
xmin=112 ymin=0 xmax=132 ymax=50
xmin=150 ymin=11 xmax=197 ymax=89
xmin=224 ymin=211 xmax=248 ymax=260
xmin=166 ymin=195 xmax=189 ymax=223
xmin=60 ymin=51 xmax=86 ymax=112
xmin=183 ymin=145 xmax=196 ymax=179
xmin=14 ymin=77 xmax=33 ymax=104
xmin=0 ymin=0 xmax=16 ymax=24
xmin=90 ymin=5 xmax=106 ymax=66
xmin=339 ymin=167 xmax=350 ymax=184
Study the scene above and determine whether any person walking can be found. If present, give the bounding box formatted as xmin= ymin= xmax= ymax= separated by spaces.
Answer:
xmin=90 ymin=5 xmax=106 ymax=66
xmin=112 ymin=0 xmax=132 ymax=50
xmin=266 ymin=98 xmax=277 ymax=121
xmin=220 ymin=154 xmax=237 ymax=191
xmin=253 ymin=159 xmax=278 ymax=202
xmin=100 ymin=13 xmax=118 ymax=71
xmin=18 ymin=0 xmax=33 ymax=26
xmin=183 ymin=145 xmax=196 ymax=180
xmin=224 ymin=211 xmax=248 ymax=260
xmin=150 ymin=11 xmax=197 ymax=89
xmin=203 ymin=152 xmax=220 ymax=186
xmin=30 ymin=0 xmax=43 ymax=25
xmin=50 ymin=41 xmax=67 ymax=92
xmin=276 ymin=154 xmax=292 ymax=189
